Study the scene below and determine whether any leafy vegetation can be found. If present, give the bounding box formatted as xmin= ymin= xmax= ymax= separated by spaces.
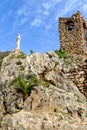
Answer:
xmin=60 ymin=111 xmax=68 ymax=115
xmin=42 ymin=81 xmax=50 ymax=88
xmin=29 ymin=50 xmax=35 ymax=54
xmin=54 ymin=49 xmax=68 ymax=59
xmin=0 ymin=51 xmax=10 ymax=71
xmin=77 ymin=98 xmax=83 ymax=103
xmin=12 ymin=74 xmax=51 ymax=99
xmin=12 ymin=74 xmax=39 ymax=99
xmin=10 ymin=52 xmax=26 ymax=59
xmin=17 ymin=53 xmax=26 ymax=59
xmin=85 ymin=113 xmax=87 ymax=117
xmin=26 ymin=74 xmax=51 ymax=88
xmin=39 ymin=79 xmax=51 ymax=88
xmin=64 ymin=60 xmax=72 ymax=66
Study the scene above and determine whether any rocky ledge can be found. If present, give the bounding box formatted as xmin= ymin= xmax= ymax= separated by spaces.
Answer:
xmin=0 ymin=51 xmax=87 ymax=130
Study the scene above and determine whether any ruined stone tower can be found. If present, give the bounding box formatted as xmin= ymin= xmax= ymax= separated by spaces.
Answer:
xmin=59 ymin=11 xmax=87 ymax=54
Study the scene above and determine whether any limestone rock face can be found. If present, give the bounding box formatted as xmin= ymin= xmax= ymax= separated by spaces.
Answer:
xmin=0 ymin=52 xmax=87 ymax=130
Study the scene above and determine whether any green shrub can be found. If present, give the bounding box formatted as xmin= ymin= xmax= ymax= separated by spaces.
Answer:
xmin=54 ymin=50 xmax=68 ymax=59
xmin=26 ymin=74 xmax=51 ymax=88
xmin=12 ymin=74 xmax=39 ymax=99
xmin=42 ymin=81 xmax=50 ymax=88
xmin=64 ymin=60 xmax=72 ymax=66
xmin=10 ymin=53 xmax=26 ymax=59
xmin=61 ymin=111 xmax=68 ymax=115
xmin=77 ymin=98 xmax=83 ymax=103
xmin=39 ymin=79 xmax=51 ymax=88
xmin=17 ymin=53 xmax=26 ymax=59
xmin=12 ymin=74 xmax=51 ymax=99
xmin=30 ymin=50 xmax=35 ymax=54
xmin=85 ymin=113 xmax=87 ymax=117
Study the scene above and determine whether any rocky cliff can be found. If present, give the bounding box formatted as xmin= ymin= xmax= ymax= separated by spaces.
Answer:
xmin=0 ymin=51 xmax=87 ymax=130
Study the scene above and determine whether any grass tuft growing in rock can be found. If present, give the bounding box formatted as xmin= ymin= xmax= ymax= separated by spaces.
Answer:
xmin=17 ymin=53 xmax=26 ymax=59
xmin=64 ymin=60 xmax=72 ymax=66
xmin=38 ymin=79 xmax=51 ymax=88
xmin=54 ymin=50 xmax=68 ymax=59
xmin=85 ymin=113 xmax=87 ymax=117
xmin=10 ymin=52 xmax=26 ymax=59
xmin=77 ymin=98 xmax=83 ymax=103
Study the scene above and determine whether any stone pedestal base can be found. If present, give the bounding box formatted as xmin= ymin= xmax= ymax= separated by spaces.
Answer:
xmin=12 ymin=49 xmax=21 ymax=55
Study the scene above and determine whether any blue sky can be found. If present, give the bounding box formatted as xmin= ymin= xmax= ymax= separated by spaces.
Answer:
xmin=0 ymin=0 xmax=87 ymax=54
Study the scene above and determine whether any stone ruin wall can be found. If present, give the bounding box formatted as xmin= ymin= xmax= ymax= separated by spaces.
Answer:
xmin=64 ymin=56 xmax=87 ymax=98
xmin=59 ymin=12 xmax=87 ymax=97
xmin=59 ymin=12 xmax=87 ymax=54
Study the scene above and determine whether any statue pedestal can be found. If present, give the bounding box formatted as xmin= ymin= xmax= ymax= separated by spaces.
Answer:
xmin=13 ymin=49 xmax=21 ymax=55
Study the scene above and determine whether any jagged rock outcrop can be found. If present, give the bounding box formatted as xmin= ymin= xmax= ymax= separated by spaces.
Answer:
xmin=0 ymin=51 xmax=87 ymax=130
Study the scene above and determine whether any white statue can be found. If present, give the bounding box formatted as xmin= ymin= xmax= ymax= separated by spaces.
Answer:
xmin=16 ymin=33 xmax=21 ymax=50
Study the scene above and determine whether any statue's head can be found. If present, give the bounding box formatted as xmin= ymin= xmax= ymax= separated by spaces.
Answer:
xmin=17 ymin=33 xmax=21 ymax=39
xmin=17 ymin=33 xmax=20 ymax=36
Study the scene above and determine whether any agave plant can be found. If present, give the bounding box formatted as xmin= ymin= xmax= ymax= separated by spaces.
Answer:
xmin=12 ymin=74 xmax=39 ymax=99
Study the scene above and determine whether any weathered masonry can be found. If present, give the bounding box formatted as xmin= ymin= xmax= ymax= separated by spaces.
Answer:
xmin=59 ymin=11 xmax=87 ymax=98
xmin=59 ymin=11 xmax=87 ymax=54
xmin=66 ymin=57 xmax=87 ymax=98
